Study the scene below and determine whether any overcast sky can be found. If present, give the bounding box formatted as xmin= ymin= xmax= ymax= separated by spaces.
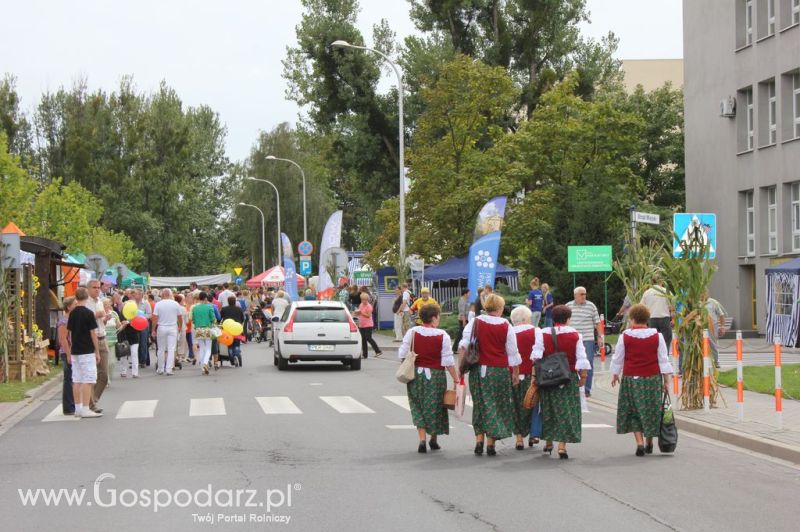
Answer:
xmin=1 ymin=0 xmax=683 ymax=162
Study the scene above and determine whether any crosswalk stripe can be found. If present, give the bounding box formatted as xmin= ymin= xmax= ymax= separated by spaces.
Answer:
xmin=189 ymin=398 xmax=226 ymax=417
xmin=41 ymin=405 xmax=80 ymax=422
xmin=116 ymin=400 xmax=158 ymax=419
xmin=582 ymin=423 xmax=612 ymax=428
xmin=386 ymin=425 xmax=416 ymax=429
xmin=256 ymin=397 xmax=302 ymax=414
xmin=320 ymin=396 xmax=375 ymax=414
xmin=383 ymin=396 xmax=410 ymax=411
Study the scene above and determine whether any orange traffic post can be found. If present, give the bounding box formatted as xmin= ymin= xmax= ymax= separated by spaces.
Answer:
xmin=736 ymin=330 xmax=744 ymax=421
xmin=599 ymin=314 xmax=606 ymax=364
xmin=672 ymin=337 xmax=680 ymax=395
xmin=774 ymin=335 xmax=782 ymax=430
xmin=703 ymin=329 xmax=710 ymax=412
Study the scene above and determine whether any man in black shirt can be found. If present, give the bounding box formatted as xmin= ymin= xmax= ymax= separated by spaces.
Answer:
xmin=66 ymin=287 xmax=102 ymax=418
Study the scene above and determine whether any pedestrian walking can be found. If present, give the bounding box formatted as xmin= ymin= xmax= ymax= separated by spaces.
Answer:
xmin=152 ymin=289 xmax=184 ymax=375
xmin=704 ymin=290 xmax=727 ymax=368
xmin=400 ymin=283 xmax=413 ymax=336
xmin=399 ymin=303 xmax=459 ymax=453
xmin=87 ymin=280 xmax=108 ymax=414
xmin=117 ymin=306 xmax=142 ymax=378
xmin=191 ymin=291 xmax=218 ymax=375
xmin=640 ymin=276 xmax=673 ymax=354
xmin=541 ymin=283 xmax=554 ymax=328
xmin=133 ymin=289 xmax=152 ymax=367
xmin=102 ymin=298 xmax=120 ymax=384
xmin=272 ymin=290 xmax=290 ymax=321
xmin=57 ymin=297 xmax=76 ymax=415
xmin=532 ymin=305 xmax=591 ymax=459
xmin=66 ymin=287 xmax=102 ymax=418
xmin=566 ymin=286 xmax=603 ymax=397
xmin=458 ymin=294 xmax=521 ymax=456
xmin=353 ymin=292 xmax=382 ymax=358
xmin=509 ymin=306 xmax=537 ymax=450
xmin=220 ymin=295 xmax=245 ymax=366
xmin=526 ymin=278 xmax=544 ymax=327
xmin=611 ymin=304 xmax=673 ymax=456
xmin=454 ymin=289 xmax=470 ymax=347
xmin=410 ymin=287 xmax=437 ymax=325
xmin=391 ymin=288 xmax=404 ymax=342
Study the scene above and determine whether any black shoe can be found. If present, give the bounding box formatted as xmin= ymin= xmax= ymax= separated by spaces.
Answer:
xmin=486 ymin=445 xmax=497 ymax=456
xmin=418 ymin=442 xmax=427 ymax=453
xmin=543 ymin=445 xmax=553 ymax=455
xmin=529 ymin=437 xmax=539 ymax=447
xmin=584 ymin=391 xmax=591 ymax=398
xmin=558 ymin=449 xmax=569 ymax=460
xmin=362 ymin=354 xmax=367 ymax=359
xmin=636 ymin=445 xmax=646 ymax=457
xmin=516 ymin=442 xmax=525 ymax=451
xmin=645 ymin=443 xmax=653 ymax=454
xmin=474 ymin=442 xmax=484 ymax=455
xmin=90 ymin=406 xmax=103 ymax=414
xmin=429 ymin=438 xmax=440 ymax=451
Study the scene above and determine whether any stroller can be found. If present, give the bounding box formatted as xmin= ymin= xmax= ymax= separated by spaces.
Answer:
xmin=217 ymin=342 xmax=242 ymax=367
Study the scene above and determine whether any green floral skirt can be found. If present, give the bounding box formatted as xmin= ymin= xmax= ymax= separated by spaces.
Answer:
xmin=540 ymin=373 xmax=582 ymax=443
xmin=511 ymin=376 xmax=533 ymax=437
xmin=469 ymin=366 xmax=515 ymax=440
xmin=616 ymin=375 xmax=663 ymax=437
xmin=406 ymin=368 xmax=449 ymax=435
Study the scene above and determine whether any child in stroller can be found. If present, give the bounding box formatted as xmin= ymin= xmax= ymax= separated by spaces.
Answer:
xmin=249 ymin=302 xmax=272 ymax=343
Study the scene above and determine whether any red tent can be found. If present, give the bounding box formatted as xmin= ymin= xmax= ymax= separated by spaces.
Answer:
xmin=245 ymin=266 xmax=306 ymax=289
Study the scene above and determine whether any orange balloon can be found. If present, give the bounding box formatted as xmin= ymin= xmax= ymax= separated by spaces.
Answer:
xmin=218 ymin=331 xmax=234 ymax=347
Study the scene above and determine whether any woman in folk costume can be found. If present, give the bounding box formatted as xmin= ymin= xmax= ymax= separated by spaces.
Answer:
xmin=399 ymin=303 xmax=459 ymax=453
xmin=531 ymin=304 xmax=591 ymax=459
xmin=509 ymin=305 xmax=539 ymax=450
xmin=611 ymin=304 xmax=673 ymax=457
xmin=458 ymin=294 xmax=521 ymax=457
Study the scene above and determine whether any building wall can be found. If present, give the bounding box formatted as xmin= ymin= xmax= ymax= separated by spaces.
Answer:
xmin=621 ymin=59 xmax=684 ymax=92
xmin=683 ymin=0 xmax=800 ymax=333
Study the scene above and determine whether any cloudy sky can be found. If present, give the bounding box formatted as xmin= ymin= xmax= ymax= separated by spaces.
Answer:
xmin=1 ymin=0 xmax=683 ymax=161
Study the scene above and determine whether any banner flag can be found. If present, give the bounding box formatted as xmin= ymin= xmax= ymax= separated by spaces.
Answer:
xmin=467 ymin=196 xmax=508 ymax=303
xmin=317 ymin=210 xmax=343 ymax=298
xmin=281 ymin=233 xmax=299 ymax=301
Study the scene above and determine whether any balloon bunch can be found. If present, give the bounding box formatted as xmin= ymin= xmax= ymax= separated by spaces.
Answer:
xmin=218 ymin=319 xmax=244 ymax=346
xmin=123 ymin=301 xmax=148 ymax=331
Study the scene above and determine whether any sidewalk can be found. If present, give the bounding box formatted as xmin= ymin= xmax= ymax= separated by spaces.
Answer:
xmin=589 ymin=362 xmax=800 ymax=464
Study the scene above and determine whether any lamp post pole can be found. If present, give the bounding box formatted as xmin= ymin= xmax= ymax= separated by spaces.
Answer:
xmin=331 ymin=40 xmax=405 ymax=268
xmin=236 ymin=202 xmax=265 ymax=274
xmin=246 ymin=177 xmax=282 ymax=267
xmin=266 ymin=155 xmax=307 ymax=243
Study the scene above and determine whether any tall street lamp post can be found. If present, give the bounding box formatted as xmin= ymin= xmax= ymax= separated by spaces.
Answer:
xmin=266 ymin=155 xmax=307 ymax=244
xmin=246 ymin=177 xmax=282 ymax=267
xmin=331 ymin=39 xmax=406 ymax=268
xmin=236 ymin=202 xmax=265 ymax=274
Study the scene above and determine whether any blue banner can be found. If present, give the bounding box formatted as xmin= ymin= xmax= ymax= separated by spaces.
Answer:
xmin=281 ymin=233 xmax=299 ymax=301
xmin=467 ymin=196 xmax=507 ymax=303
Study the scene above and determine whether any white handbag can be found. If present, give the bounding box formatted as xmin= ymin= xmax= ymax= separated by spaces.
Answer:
xmin=395 ymin=332 xmax=417 ymax=384
xmin=454 ymin=377 xmax=467 ymax=419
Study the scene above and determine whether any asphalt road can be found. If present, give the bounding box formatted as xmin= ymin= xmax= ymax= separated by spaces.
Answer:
xmin=0 ymin=342 xmax=798 ymax=532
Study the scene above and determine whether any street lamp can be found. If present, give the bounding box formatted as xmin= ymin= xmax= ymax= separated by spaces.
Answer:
xmin=246 ymin=177 xmax=282 ymax=268
xmin=237 ymin=202 xmax=265 ymax=274
xmin=266 ymin=155 xmax=307 ymax=243
xmin=331 ymin=39 xmax=406 ymax=268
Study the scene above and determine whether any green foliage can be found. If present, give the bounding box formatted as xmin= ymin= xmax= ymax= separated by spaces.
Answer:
xmin=718 ymin=365 xmax=800 ymax=400
xmin=612 ymin=238 xmax=666 ymax=315
xmin=0 ymin=133 xmax=37 ymax=226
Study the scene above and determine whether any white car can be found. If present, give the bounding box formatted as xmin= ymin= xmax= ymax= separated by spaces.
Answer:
xmin=273 ymin=301 xmax=363 ymax=370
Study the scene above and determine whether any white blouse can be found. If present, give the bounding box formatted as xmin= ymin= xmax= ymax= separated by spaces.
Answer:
xmin=531 ymin=325 xmax=591 ymax=371
xmin=610 ymin=328 xmax=673 ymax=376
xmin=457 ymin=314 xmax=521 ymax=368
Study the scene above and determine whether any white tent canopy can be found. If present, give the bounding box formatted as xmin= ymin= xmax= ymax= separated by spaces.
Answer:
xmin=148 ymin=273 xmax=232 ymax=288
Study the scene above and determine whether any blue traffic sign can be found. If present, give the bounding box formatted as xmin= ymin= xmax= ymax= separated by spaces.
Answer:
xmin=673 ymin=213 xmax=717 ymax=259
xmin=299 ymin=259 xmax=312 ymax=276
xmin=235 ymin=276 xmax=243 ymax=285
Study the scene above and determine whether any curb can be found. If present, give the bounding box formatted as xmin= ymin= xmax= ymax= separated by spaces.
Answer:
xmin=0 ymin=373 xmax=62 ymax=432
xmin=588 ymin=396 xmax=800 ymax=465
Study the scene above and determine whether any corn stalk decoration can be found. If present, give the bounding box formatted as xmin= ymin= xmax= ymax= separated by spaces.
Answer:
xmin=612 ymin=236 xmax=665 ymax=328
xmin=0 ymin=244 xmax=8 ymax=383
xmin=662 ymin=230 xmax=719 ymax=410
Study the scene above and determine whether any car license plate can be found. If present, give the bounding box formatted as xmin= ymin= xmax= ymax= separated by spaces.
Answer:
xmin=309 ymin=345 xmax=335 ymax=352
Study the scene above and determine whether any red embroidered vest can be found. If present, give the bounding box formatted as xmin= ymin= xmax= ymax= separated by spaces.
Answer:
xmin=514 ymin=328 xmax=536 ymax=375
xmin=477 ymin=320 xmax=510 ymax=367
xmin=541 ymin=328 xmax=580 ymax=373
xmin=622 ymin=332 xmax=660 ymax=377
xmin=413 ymin=331 xmax=444 ymax=370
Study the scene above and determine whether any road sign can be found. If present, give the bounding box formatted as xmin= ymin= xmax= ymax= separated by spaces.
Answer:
xmin=297 ymin=240 xmax=313 ymax=256
xmin=673 ymin=213 xmax=717 ymax=259
xmin=235 ymin=276 xmax=243 ymax=285
xmin=353 ymin=271 xmax=373 ymax=286
xmin=567 ymin=245 xmax=613 ymax=273
xmin=299 ymin=257 xmax=312 ymax=276
xmin=633 ymin=211 xmax=660 ymax=225
xmin=233 ymin=267 xmax=242 ymax=276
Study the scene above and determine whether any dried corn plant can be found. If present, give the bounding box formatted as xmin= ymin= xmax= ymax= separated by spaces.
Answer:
xmin=612 ymin=236 xmax=665 ymax=329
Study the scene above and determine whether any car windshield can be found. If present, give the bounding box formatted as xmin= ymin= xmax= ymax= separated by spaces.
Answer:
xmin=293 ymin=307 xmax=348 ymax=323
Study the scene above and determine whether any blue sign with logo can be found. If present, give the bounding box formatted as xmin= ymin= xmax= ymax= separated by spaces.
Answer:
xmin=467 ymin=196 xmax=508 ymax=303
xmin=299 ymin=259 xmax=312 ymax=276
xmin=235 ymin=276 xmax=243 ymax=285
xmin=673 ymin=213 xmax=717 ymax=259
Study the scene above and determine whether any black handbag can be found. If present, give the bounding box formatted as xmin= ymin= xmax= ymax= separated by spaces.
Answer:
xmin=114 ymin=340 xmax=131 ymax=360
xmin=459 ymin=319 xmax=480 ymax=374
xmin=658 ymin=391 xmax=678 ymax=453
xmin=534 ymin=327 xmax=572 ymax=389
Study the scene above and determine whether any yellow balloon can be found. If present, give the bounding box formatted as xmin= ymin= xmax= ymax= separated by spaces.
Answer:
xmin=222 ymin=319 xmax=243 ymax=336
xmin=123 ymin=301 xmax=138 ymax=320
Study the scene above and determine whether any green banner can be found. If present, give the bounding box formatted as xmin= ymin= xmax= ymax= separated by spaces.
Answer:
xmin=567 ymin=245 xmax=613 ymax=272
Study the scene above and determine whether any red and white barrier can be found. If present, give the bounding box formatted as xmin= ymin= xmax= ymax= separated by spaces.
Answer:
xmin=599 ymin=314 xmax=606 ymax=364
xmin=703 ymin=329 xmax=711 ymax=413
xmin=672 ymin=337 xmax=680 ymax=395
xmin=736 ymin=330 xmax=744 ymax=421
xmin=774 ymin=335 xmax=782 ymax=430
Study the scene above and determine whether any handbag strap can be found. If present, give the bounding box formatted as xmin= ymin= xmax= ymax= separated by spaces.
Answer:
xmin=550 ymin=326 xmax=560 ymax=352
xmin=410 ymin=328 xmax=416 ymax=355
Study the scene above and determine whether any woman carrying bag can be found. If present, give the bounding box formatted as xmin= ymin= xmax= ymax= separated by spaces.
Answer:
xmin=510 ymin=306 xmax=538 ymax=450
xmin=458 ymin=294 xmax=521 ymax=457
xmin=531 ymin=305 xmax=591 ymax=459
xmin=398 ymin=303 xmax=459 ymax=453
xmin=610 ymin=304 xmax=673 ymax=456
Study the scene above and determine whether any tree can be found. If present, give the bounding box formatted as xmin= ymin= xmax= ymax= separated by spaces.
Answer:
xmin=0 ymin=75 xmax=34 ymax=166
xmin=0 ymin=133 xmax=37 ymax=227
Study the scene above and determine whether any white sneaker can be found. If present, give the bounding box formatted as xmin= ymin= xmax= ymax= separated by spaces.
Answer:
xmin=156 ymin=369 xmax=164 ymax=375
xmin=80 ymin=410 xmax=103 ymax=418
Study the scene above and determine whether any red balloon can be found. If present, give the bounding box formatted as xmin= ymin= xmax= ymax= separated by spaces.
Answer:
xmin=131 ymin=316 xmax=148 ymax=331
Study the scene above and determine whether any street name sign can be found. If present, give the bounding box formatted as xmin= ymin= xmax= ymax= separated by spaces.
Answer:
xmin=633 ymin=211 xmax=660 ymax=225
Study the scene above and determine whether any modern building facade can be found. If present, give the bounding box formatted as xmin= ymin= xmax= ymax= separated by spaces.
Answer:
xmin=683 ymin=0 xmax=800 ymax=333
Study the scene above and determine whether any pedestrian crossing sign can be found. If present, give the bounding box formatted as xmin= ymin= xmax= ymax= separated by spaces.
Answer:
xmin=673 ymin=213 xmax=717 ymax=259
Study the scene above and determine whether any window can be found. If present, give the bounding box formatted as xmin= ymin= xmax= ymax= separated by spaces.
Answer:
xmin=746 ymin=0 xmax=754 ymax=43
xmin=746 ymin=191 xmax=756 ymax=256
xmin=794 ymin=0 xmax=800 ymax=25
xmin=747 ymin=90 xmax=755 ymax=149
xmin=792 ymin=182 xmax=800 ymax=251
xmin=768 ymin=0 xmax=776 ymax=33
xmin=769 ymin=81 xmax=777 ymax=144
xmin=794 ymin=73 xmax=800 ymax=138
xmin=768 ymin=186 xmax=778 ymax=253
xmin=773 ymin=278 xmax=795 ymax=316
